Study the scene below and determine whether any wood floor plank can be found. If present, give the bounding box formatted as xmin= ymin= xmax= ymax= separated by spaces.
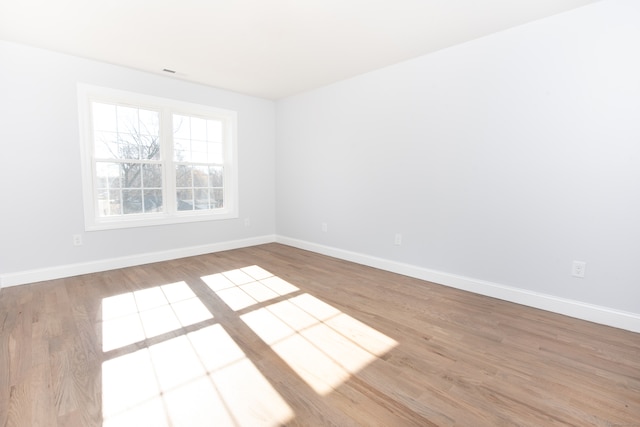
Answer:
xmin=5 ymin=381 xmax=31 ymax=427
xmin=1 ymin=243 xmax=639 ymax=426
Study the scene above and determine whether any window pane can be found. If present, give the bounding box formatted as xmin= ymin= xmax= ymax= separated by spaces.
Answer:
xmin=174 ymin=139 xmax=190 ymax=162
xmin=97 ymin=190 xmax=122 ymax=217
xmin=141 ymin=136 xmax=161 ymax=160
xmin=97 ymin=190 xmax=109 ymax=216
xmin=176 ymin=150 xmax=189 ymax=162
xmin=174 ymin=114 xmax=222 ymax=167
xmin=193 ymin=166 xmax=209 ymax=187
xmin=143 ymin=189 xmax=163 ymax=213
xmin=117 ymin=106 xmax=139 ymax=134
xmin=109 ymin=190 xmax=122 ymax=215
xmin=194 ymin=189 xmax=209 ymax=210
xmin=191 ymin=140 xmax=207 ymax=163
xmin=192 ymin=153 xmax=207 ymax=163
xmin=208 ymin=142 xmax=223 ymax=164
xmin=97 ymin=189 xmax=122 ymax=217
xmin=143 ymin=164 xmax=162 ymax=188
xmin=191 ymin=117 xmax=207 ymax=141
xmin=94 ymin=104 xmax=159 ymax=162
xmin=176 ymin=165 xmax=192 ymax=188
xmin=123 ymin=189 xmax=142 ymax=214
xmin=174 ymin=139 xmax=189 ymax=152
xmin=93 ymin=103 xmax=117 ymax=132
xmin=207 ymin=120 xmax=222 ymax=142
xmin=117 ymin=134 xmax=141 ymax=160
xmin=209 ymin=166 xmax=223 ymax=187
xmin=173 ymin=115 xmax=190 ymax=139
xmin=121 ymin=163 xmax=141 ymax=188
xmin=94 ymin=132 xmax=118 ymax=159
xmin=177 ymin=189 xmax=193 ymax=211
xmin=139 ymin=109 xmax=159 ymax=137
xmin=210 ymin=188 xmax=223 ymax=208
xmin=96 ymin=162 xmax=121 ymax=188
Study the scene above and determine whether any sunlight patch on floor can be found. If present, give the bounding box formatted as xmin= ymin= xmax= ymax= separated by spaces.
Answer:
xmin=101 ymin=281 xmax=212 ymax=352
xmin=102 ymin=265 xmax=395 ymax=425
xmin=102 ymin=323 xmax=294 ymax=427
xmin=241 ymin=294 xmax=398 ymax=394
xmin=203 ymin=266 xmax=399 ymax=395
xmin=201 ymin=265 xmax=299 ymax=311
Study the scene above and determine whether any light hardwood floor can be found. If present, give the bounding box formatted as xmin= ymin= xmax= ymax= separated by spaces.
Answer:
xmin=1 ymin=243 xmax=639 ymax=426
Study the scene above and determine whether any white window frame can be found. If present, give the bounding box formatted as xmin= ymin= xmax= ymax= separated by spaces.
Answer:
xmin=78 ymin=84 xmax=238 ymax=231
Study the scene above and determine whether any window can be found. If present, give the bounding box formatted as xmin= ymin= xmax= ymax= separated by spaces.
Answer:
xmin=78 ymin=84 xmax=238 ymax=230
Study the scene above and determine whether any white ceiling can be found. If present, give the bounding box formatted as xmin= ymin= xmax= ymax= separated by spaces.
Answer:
xmin=0 ymin=0 xmax=599 ymax=99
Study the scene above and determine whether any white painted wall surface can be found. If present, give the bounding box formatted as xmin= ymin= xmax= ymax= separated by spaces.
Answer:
xmin=276 ymin=0 xmax=640 ymax=314
xmin=0 ymin=41 xmax=276 ymax=278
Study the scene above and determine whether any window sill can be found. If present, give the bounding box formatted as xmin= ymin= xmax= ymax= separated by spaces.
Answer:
xmin=85 ymin=210 xmax=238 ymax=231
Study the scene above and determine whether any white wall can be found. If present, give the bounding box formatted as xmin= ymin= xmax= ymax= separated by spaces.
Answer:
xmin=0 ymin=41 xmax=276 ymax=280
xmin=276 ymin=0 xmax=640 ymax=316
xmin=1 ymin=0 xmax=638 ymax=330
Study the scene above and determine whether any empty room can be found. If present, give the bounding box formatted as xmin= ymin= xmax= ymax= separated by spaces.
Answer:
xmin=1 ymin=0 xmax=639 ymax=425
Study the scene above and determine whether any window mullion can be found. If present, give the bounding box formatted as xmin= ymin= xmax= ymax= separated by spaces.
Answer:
xmin=162 ymin=108 xmax=176 ymax=214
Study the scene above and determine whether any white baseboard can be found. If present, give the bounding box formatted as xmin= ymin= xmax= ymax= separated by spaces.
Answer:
xmin=276 ymin=236 xmax=640 ymax=333
xmin=0 ymin=235 xmax=276 ymax=288
xmin=3 ymin=234 xmax=638 ymax=333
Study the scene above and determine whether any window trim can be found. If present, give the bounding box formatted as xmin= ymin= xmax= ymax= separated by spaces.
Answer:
xmin=78 ymin=83 xmax=238 ymax=231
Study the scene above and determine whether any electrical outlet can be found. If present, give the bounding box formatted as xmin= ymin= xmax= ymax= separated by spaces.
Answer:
xmin=394 ymin=233 xmax=402 ymax=246
xmin=73 ymin=234 xmax=83 ymax=246
xmin=321 ymin=223 xmax=328 ymax=233
xmin=571 ymin=261 xmax=586 ymax=278
xmin=244 ymin=218 xmax=251 ymax=227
